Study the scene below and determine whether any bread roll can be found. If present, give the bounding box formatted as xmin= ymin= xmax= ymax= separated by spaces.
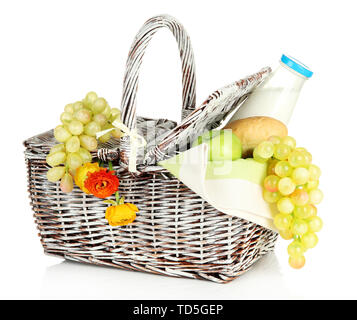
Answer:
xmin=224 ymin=116 xmax=288 ymax=157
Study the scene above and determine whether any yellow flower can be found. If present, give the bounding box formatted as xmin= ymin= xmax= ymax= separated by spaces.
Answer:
xmin=105 ymin=203 xmax=139 ymax=226
xmin=74 ymin=162 xmax=100 ymax=193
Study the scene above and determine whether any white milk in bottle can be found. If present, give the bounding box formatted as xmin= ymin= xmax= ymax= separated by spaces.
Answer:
xmin=229 ymin=54 xmax=313 ymax=125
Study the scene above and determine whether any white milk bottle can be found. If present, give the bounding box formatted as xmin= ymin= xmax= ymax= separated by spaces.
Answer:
xmin=229 ymin=54 xmax=313 ymax=125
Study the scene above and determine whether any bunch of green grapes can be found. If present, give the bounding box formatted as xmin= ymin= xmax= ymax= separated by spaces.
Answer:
xmin=46 ymin=91 xmax=123 ymax=192
xmin=254 ymin=136 xmax=323 ymax=269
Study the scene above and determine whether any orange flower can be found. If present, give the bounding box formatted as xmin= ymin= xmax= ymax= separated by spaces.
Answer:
xmin=84 ymin=168 xmax=119 ymax=198
xmin=105 ymin=203 xmax=139 ymax=226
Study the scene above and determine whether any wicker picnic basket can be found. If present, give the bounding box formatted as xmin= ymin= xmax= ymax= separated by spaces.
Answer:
xmin=24 ymin=15 xmax=278 ymax=283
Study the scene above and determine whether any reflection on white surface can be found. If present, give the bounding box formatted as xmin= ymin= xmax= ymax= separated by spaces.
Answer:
xmin=41 ymin=252 xmax=299 ymax=300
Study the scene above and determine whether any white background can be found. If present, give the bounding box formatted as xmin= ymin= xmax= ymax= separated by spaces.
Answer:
xmin=1 ymin=0 xmax=356 ymax=300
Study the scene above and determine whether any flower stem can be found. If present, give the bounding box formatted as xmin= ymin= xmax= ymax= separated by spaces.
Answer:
xmin=115 ymin=191 xmax=120 ymax=204
xmin=115 ymin=191 xmax=125 ymax=205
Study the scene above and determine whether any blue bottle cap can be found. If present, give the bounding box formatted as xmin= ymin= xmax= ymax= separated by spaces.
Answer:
xmin=280 ymin=54 xmax=313 ymax=78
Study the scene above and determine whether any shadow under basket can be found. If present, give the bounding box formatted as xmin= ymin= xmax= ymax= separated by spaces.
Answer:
xmin=24 ymin=14 xmax=278 ymax=283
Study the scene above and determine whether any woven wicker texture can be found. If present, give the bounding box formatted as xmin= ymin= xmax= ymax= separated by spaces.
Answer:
xmin=144 ymin=67 xmax=271 ymax=165
xmin=121 ymin=15 xmax=196 ymax=129
xmin=24 ymin=15 xmax=278 ymax=283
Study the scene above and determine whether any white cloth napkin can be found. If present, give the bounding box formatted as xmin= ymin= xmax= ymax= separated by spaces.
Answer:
xmin=159 ymin=143 xmax=278 ymax=231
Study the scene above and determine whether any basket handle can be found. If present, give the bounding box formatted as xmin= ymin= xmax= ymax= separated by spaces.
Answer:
xmin=120 ymin=15 xmax=196 ymax=130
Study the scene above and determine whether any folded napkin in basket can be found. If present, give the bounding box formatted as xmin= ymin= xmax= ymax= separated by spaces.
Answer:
xmin=159 ymin=143 xmax=278 ymax=231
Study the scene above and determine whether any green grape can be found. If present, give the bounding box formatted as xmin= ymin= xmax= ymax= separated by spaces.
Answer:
xmin=295 ymin=147 xmax=312 ymax=164
xmin=306 ymin=180 xmax=319 ymax=190
xmin=274 ymin=213 xmax=293 ymax=231
xmin=84 ymin=121 xmax=101 ymax=137
xmin=280 ymin=229 xmax=293 ymax=240
xmin=268 ymin=135 xmax=282 ymax=145
xmin=301 ymin=232 xmax=318 ymax=249
xmin=73 ymin=101 xmax=83 ymax=111
xmin=291 ymin=167 xmax=309 ymax=185
xmin=291 ymin=219 xmax=308 ymax=236
xmin=275 ymin=161 xmax=293 ymax=177
xmin=83 ymin=107 xmax=93 ymax=115
xmin=290 ymin=189 xmax=309 ymax=206
xmin=292 ymin=150 xmax=311 ymax=167
xmin=46 ymin=166 xmax=66 ymax=182
xmin=46 ymin=151 xmax=66 ymax=167
xmin=54 ymin=125 xmax=72 ymax=142
xmin=282 ymin=136 xmax=296 ymax=149
xmin=277 ymin=197 xmax=295 ymax=214
xmin=67 ymin=152 xmax=83 ymax=172
xmin=307 ymin=216 xmax=323 ymax=232
xmin=78 ymin=147 xmax=92 ymax=164
xmin=295 ymin=147 xmax=309 ymax=153
xmin=288 ymin=150 xmax=306 ymax=167
xmin=68 ymin=120 xmax=84 ymax=135
xmin=93 ymin=113 xmax=108 ymax=127
xmin=274 ymin=143 xmax=291 ymax=160
xmin=64 ymin=103 xmax=74 ymax=114
xmin=60 ymin=112 xmax=73 ymax=124
xmin=263 ymin=175 xmax=280 ymax=192
xmin=255 ymin=141 xmax=274 ymax=159
xmin=74 ymin=109 xmax=91 ymax=124
xmin=309 ymin=189 xmax=323 ymax=205
xmin=79 ymin=135 xmax=98 ymax=151
xmin=294 ymin=205 xmax=312 ymax=219
xmin=60 ymin=173 xmax=73 ymax=193
xmin=303 ymin=151 xmax=312 ymax=166
xmin=307 ymin=204 xmax=317 ymax=217
xmin=98 ymin=123 xmax=114 ymax=143
xmin=289 ymin=255 xmax=305 ymax=269
xmin=92 ymin=97 xmax=107 ymax=114
xmin=111 ymin=128 xmax=124 ymax=139
xmin=49 ymin=144 xmax=65 ymax=154
xmin=253 ymin=148 xmax=268 ymax=163
xmin=102 ymin=105 xmax=112 ymax=119
xmin=263 ymin=189 xmax=281 ymax=203
xmin=65 ymin=136 xmax=80 ymax=153
xmin=110 ymin=108 xmax=121 ymax=122
xmin=309 ymin=164 xmax=321 ymax=181
xmin=287 ymin=240 xmax=305 ymax=257
xmin=83 ymin=91 xmax=98 ymax=108
xmin=278 ymin=177 xmax=296 ymax=195
xmin=267 ymin=159 xmax=279 ymax=175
